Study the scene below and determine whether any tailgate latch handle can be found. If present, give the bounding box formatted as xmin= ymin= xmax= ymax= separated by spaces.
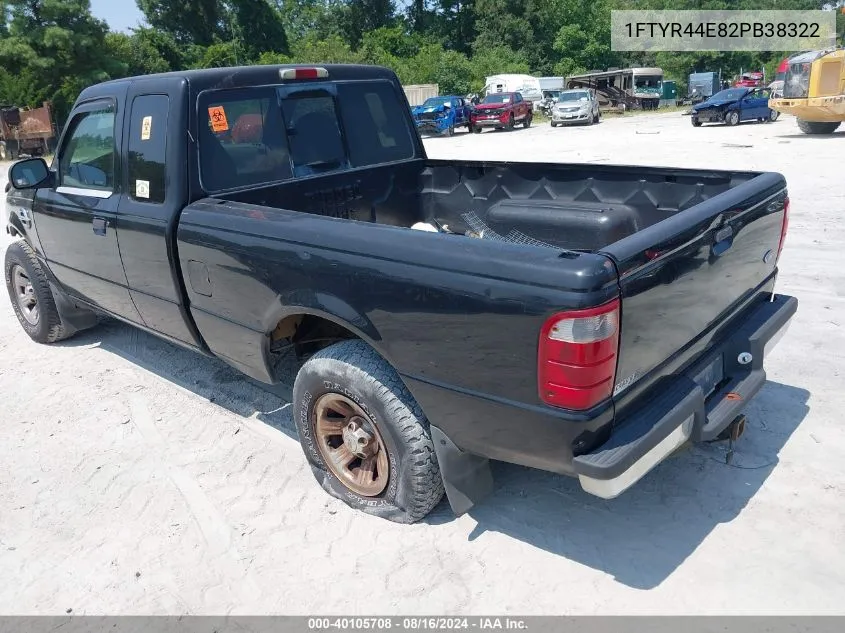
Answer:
xmin=712 ymin=225 xmax=734 ymax=257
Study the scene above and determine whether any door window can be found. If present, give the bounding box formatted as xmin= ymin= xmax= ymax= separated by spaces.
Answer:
xmin=128 ymin=95 xmax=169 ymax=203
xmin=59 ymin=107 xmax=116 ymax=192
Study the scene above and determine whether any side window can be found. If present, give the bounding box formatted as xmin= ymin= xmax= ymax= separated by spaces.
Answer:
xmin=337 ymin=81 xmax=416 ymax=168
xmin=514 ymin=93 xmax=522 ymax=103
xmin=198 ymin=88 xmax=291 ymax=192
xmin=128 ymin=95 xmax=169 ymax=203
xmin=59 ymin=106 xmax=115 ymax=192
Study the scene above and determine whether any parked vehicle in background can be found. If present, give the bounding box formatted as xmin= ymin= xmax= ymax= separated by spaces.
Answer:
xmin=691 ymin=87 xmax=778 ymax=127
xmin=550 ymin=89 xmax=600 ymax=126
xmin=484 ymin=74 xmax=543 ymax=110
xmin=470 ymin=92 xmax=532 ymax=132
xmin=688 ymin=72 xmax=721 ymax=104
xmin=538 ymin=90 xmax=563 ymax=116
xmin=411 ymin=96 xmax=471 ymax=136
xmin=0 ymin=102 xmax=56 ymax=161
xmin=4 ymin=63 xmax=797 ymax=526
xmin=769 ymin=48 xmax=845 ymax=135
xmin=734 ymin=71 xmax=765 ymax=88
xmin=566 ymin=67 xmax=663 ymax=110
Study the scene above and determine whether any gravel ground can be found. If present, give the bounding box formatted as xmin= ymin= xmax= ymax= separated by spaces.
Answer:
xmin=1 ymin=112 xmax=844 ymax=615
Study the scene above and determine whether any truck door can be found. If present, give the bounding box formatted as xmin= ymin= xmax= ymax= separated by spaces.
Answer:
xmin=30 ymin=95 xmax=143 ymax=323
xmin=114 ymin=81 xmax=203 ymax=349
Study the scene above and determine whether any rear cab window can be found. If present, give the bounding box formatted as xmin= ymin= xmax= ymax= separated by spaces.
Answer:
xmin=197 ymin=80 xmax=416 ymax=192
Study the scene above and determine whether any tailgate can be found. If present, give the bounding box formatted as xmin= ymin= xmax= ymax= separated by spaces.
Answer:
xmin=601 ymin=172 xmax=788 ymax=404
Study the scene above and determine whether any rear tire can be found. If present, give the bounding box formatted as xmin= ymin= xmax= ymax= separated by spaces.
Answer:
xmin=523 ymin=113 xmax=532 ymax=128
xmin=292 ymin=340 xmax=445 ymax=523
xmin=4 ymin=241 xmax=71 ymax=344
xmin=768 ymin=110 xmax=779 ymax=122
xmin=796 ymin=119 xmax=840 ymax=135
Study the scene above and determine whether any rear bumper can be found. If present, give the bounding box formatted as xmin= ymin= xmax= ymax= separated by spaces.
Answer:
xmin=573 ymin=293 xmax=797 ymax=499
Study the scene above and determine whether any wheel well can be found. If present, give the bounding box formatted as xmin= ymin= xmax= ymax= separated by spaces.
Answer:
xmin=269 ymin=314 xmax=360 ymax=362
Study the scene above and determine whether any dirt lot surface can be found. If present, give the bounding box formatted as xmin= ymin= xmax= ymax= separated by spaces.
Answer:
xmin=1 ymin=112 xmax=844 ymax=615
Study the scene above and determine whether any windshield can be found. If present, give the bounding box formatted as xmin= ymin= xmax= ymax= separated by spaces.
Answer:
xmin=710 ymin=88 xmax=749 ymax=101
xmin=421 ymin=97 xmax=451 ymax=108
xmin=558 ymin=91 xmax=589 ymax=102
xmin=482 ymin=94 xmax=512 ymax=104
xmin=634 ymin=75 xmax=662 ymax=89
xmin=784 ymin=60 xmax=814 ymax=98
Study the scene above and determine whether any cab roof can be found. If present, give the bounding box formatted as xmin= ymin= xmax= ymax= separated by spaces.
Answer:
xmin=77 ymin=64 xmax=400 ymax=101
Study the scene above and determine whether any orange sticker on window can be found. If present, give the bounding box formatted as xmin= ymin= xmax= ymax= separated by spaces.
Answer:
xmin=208 ymin=106 xmax=229 ymax=132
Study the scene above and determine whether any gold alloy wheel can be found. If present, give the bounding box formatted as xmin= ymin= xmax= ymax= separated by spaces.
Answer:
xmin=313 ymin=393 xmax=390 ymax=496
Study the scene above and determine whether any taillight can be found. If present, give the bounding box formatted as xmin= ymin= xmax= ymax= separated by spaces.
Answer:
xmin=776 ymin=196 xmax=790 ymax=263
xmin=538 ymin=298 xmax=620 ymax=410
xmin=279 ymin=67 xmax=329 ymax=80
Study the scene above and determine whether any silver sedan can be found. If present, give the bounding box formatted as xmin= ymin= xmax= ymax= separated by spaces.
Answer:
xmin=550 ymin=90 xmax=601 ymax=126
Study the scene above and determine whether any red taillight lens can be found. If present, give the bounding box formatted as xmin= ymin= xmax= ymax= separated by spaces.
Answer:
xmin=538 ymin=298 xmax=620 ymax=411
xmin=776 ymin=196 xmax=790 ymax=264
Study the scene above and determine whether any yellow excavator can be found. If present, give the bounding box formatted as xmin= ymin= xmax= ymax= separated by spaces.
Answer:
xmin=769 ymin=48 xmax=845 ymax=134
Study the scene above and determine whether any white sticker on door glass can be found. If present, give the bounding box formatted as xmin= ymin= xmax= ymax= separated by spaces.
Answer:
xmin=135 ymin=180 xmax=150 ymax=199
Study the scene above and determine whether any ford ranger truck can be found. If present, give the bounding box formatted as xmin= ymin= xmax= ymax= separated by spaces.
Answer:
xmin=4 ymin=64 xmax=797 ymax=523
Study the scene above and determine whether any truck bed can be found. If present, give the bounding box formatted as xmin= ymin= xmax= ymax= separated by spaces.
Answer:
xmin=179 ymin=158 xmax=788 ymax=474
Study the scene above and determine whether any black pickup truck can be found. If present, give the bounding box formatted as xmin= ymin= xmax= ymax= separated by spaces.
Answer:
xmin=4 ymin=64 xmax=797 ymax=523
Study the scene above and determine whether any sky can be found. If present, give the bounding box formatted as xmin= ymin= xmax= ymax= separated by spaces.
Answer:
xmin=90 ymin=0 xmax=145 ymax=33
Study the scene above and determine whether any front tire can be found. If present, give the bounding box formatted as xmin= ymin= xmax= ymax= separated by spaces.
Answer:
xmin=725 ymin=110 xmax=740 ymax=126
xmin=292 ymin=340 xmax=445 ymax=523
xmin=691 ymin=117 xmax=702 ymax=127
xmin=4 ymin=241 xmax=70 ymax=344
xmin=550 ymin=121 xmax=558 ymax=128
xmin=796 ymin=119 xmax=840 ymax=134
xmin=505 ymin=114 xmax=515 ymax=130
xmin=472 ymin=125 xmax=481 ymax=134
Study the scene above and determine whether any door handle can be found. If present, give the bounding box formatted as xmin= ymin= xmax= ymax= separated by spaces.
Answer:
xmin=92 ymin=217 xmax=108 ymax=236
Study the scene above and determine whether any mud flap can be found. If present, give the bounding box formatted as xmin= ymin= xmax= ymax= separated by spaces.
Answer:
xmin=49 ymin=282 xmax=98 ymax=336
xmin=431 ymin=425 xmax=494 ymax=516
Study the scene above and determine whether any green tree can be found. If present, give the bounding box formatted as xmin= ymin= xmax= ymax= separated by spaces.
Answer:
xmin=136 ymin=0 xmax=226 ymax=46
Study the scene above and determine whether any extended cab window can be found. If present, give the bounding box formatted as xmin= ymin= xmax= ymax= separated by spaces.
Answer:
xmin=59 ymin=106 xmax=115 ymax=192
xmin=128 ymin=95 xmax=169 ymax=203
xmin=198 ymin=88 xmax=292 ymax=192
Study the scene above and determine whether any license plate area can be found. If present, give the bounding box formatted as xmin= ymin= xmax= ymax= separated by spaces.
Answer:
xmin=692 ymin=354 xmax=724 ymax=400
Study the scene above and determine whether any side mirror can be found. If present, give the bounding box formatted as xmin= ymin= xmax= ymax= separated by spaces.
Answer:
xmin=8 ymin=158 xmax=50 ymax=190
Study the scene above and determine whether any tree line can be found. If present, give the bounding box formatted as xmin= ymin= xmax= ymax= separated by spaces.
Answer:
xmin=1 ymin=0 xmax=843 ymax=127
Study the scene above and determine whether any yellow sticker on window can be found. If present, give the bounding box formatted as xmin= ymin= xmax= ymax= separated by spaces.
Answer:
xmin=208 ymin=106 xmax=229 ymax=132
xmin=141 ymin=116 xmax=152 ymax=140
